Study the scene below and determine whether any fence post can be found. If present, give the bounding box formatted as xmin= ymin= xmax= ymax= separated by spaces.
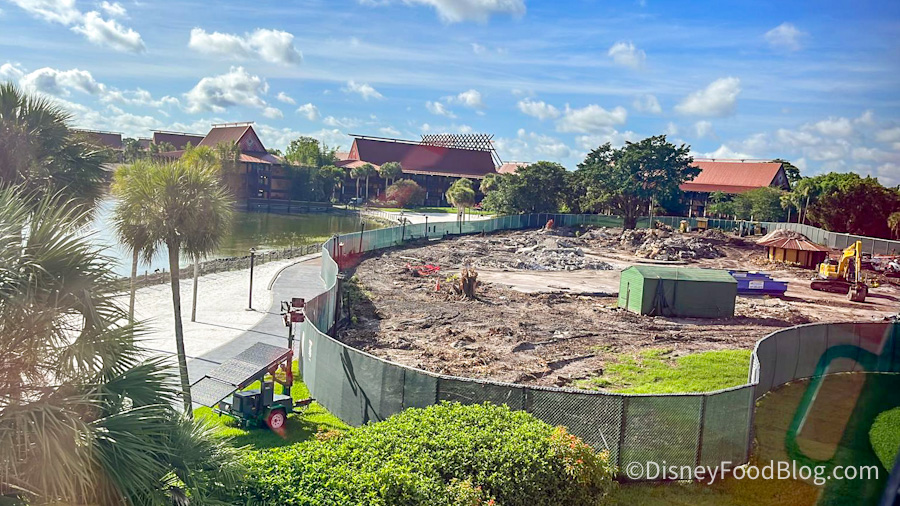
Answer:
xmin=617 ymin=396 xmax=628 ymax=470
xmin=695 ymin=395 xmax=708 ymax=467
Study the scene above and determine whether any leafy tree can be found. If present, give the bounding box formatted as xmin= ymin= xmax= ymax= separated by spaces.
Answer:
xmin=350 ymin=163 xmax=376 ymax=202
xmin=285 ymin=136 xmax=338 ymax=168
xmin=157 ymin=141 xmax=176 ymax=152
xmin=705 ymin=191 xmax=734 ymax=218
xmin=386 ymin=179 xmax=426 ymax=208
xmin=480 ymin=172 xmax=500 ymax=194
xmin=379 ymin=161 xmax=403 ymax=187
xmin=0 ymin=186 xmax=242 ymax=504
xmin=890 ymin=212 xmax=900 ymax=240
xmin=482 ymin=162 xmax=569 ymax=215
xmin=0 ymin=82 xmax=109 ymax=213
xmin=112 ymin=158 xmax=234 ymax=412
xmin=575 ymin=136 xmax=697 ymax=229
xmin=731 ymin=187 xmax=785 ymax=221
xmin=317 ymin=165 xmax=345 ymax=202
xmin=807 ymin=174 xmax=900 ymax=238
xmin=122 ymin=137 xmax=145 ymax=162
xmin=446 ymin=178 xmax=476 ymax=219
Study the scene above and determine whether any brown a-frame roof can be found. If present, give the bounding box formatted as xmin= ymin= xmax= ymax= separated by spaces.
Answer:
xmin=198 ymin=124 xmax=267 ymax=153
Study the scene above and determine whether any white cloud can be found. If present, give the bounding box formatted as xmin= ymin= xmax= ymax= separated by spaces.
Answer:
xmin=362 ymin=0 xmax=525 ymax=23
xmin=426 ymin=100 xmax=456 ymax=118
xmin=9 ymin=1 xmax=145 ymax=52
xmin=72 ymin=11 xmax=145 ymax=52
xmin=607 ymin=41 xmax=645 ymax=69
xmin=262 ymin=106 xmax=283 ymax=119
xmin=556 ymin=104 xmax=628 ymax=133
xmin=379 ymin=126 xmax=401 ymax=136
xmin=99 ymin=1 xmax=126 ymax=17
xmin=809 ymin=116 xmax=854 ymax=137
xmin=296 ymin=103 xmax=320 ymax=121
xmin=184 ymin=66 xmax=269 ymax=113
xmin=103 ymin=88 xmax=179 ymax=108
xmin=471 ymin=43 xmax=486 ymax=54
xmin=765 ymin=22 xmax=804 ymax=51
xmin=875 ymin=127 xmax=900 ymax=143
xmin=633 ymin=94 xmax=661 ymax=114
xmin=0 ymin=62 xmax=25 ymax=81
xmin=575 ymin=128 xmax=640 ymax=150
xmin=276 ymin=91 xmax=296 ymax=105
xmin=494 ymin=129 xmax=571 ymax=162
xmin=343 ymin=80 xmax=383 ymax=100
xmin=8 ymin=0 xmax=80 ymax=24
xmin=517 ymin=98 xmax=560 ymax=120
xmin=675 ymin=77 xmax=741 ymax=117
xmin=664 ymin=122 xmax=679 ymax=136
xmin=453 ymin=89 xmax=484 ymax=109
xmin=188 ymin=28 xmax=302 ymax=65
xmin=322 ymin=116 xmax=361 ymax=128
xmin=701 ymin=145 xmax=754 ymax=160
xmin=20 ymin=66 xmax=106 ymax=96
xmin=855 ymin=110 xmax=875 ymax=126
xmin=516 ymin=98 xmax=560 ymax=121
xmin=420 ymin=122 xmax=473 ymax=134
xmin=694 ymin=120 xmax=715 ymax=139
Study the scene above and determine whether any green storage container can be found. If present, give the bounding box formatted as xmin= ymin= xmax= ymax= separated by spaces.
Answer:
xmin=618 ymin=265 xmax=737 ymax=318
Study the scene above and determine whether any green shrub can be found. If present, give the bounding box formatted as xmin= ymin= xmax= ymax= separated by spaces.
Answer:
xmin=870 ymin=407 xmax=900 ymax=469
xmin=230 ymin=402 xmax=616 ymax=505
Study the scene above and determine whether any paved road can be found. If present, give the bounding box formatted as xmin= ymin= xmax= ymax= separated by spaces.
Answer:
xmin=186 ymin=258 xmax=327 ymax=381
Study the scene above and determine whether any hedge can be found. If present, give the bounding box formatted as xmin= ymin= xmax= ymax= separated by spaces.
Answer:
xmin=229 ymin=402 xmax=616 ymax=505
xmin=870 ymin=407 xmax=900 ymax=469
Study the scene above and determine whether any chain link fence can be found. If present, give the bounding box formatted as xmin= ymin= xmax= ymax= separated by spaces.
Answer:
xmin=296 ymin=214 xmax=899 ymax=480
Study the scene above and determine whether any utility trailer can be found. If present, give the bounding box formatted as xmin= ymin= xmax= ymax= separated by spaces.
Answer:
xmin=191 ymin=342 xmax=313 ymax=430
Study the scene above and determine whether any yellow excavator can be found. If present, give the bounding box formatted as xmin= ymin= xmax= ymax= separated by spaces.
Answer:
xmin=810 ymin=240 xmax=868 ymax=302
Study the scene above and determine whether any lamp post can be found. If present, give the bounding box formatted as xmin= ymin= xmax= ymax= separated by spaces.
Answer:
xmin=248 ymin=247 xmax=256 ymax=310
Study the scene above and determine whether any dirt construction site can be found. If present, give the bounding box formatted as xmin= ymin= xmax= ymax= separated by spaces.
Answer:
xmin=337 ymin=225 xmax=900 ymax=388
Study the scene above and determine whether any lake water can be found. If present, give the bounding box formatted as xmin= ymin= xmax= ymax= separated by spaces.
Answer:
xmin=90 ymin=199 xmax=378 ymax=277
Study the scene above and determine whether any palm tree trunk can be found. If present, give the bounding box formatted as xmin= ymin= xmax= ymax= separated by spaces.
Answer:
xmin=356 ymin=178 xmax=360 ymax=199
xmin=365 ymin=175 xmax=370 ymax=201
xmin=191 ymin=259 xmax=200 ymax=322
xmin=128 ymin=247 xmax=138 ymax=323
xmin=168 ymin=243 xmax=193 ymax=415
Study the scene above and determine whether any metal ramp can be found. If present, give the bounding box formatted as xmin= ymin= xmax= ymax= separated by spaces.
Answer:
xmin=191 ymin=342 xmax=292 ymax=407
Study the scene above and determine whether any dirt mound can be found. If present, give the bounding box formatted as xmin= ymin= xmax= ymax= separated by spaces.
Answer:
xmin=757 ymin=228 xmax=808 ymax=243
xmin=700 ymin=228 xmax=730 ymax=242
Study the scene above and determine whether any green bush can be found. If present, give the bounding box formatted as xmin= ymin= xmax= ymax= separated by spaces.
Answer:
xmin=230 ymin=402 xmax=616 ymax=505
xmin=870 ymin=407 xmax=900 ymax=469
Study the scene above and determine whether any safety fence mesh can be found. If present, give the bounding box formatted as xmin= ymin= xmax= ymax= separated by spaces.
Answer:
xmin=296 ymin=213 xmax=899 ymax=480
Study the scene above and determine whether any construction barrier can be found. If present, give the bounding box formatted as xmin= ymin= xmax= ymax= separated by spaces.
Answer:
xmin=296 ymin=214 xmax=899 ymax=480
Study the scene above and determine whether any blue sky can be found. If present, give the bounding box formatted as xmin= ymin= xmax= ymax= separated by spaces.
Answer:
xmin=1 ymin=0 xmax=899 ymax=184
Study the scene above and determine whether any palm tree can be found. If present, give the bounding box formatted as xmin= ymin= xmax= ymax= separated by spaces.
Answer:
xmin=446 ymin=178 xmax=476 ymax=222
xmin=350 ymin=165 xmax=366 ymax=200
xmin=889 ymin=212 xmax=900 ymax=240
xmin=112 ymin=161 xmax=158 ymax=323
xmin=379 ymin=161 xmax=403 ymax=188
xmin=0 ymin=186 xmax=242 ymax=504
xmin=0 ymin=82 xmax=108 ymax=213
xmin=113 ymin=158 xmax=234 ymax=413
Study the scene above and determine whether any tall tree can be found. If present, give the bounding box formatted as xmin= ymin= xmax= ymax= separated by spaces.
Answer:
xmin=113 ymin=159 xmax=234 ymax=412
xmin=480 ymin=172 xmax=499 ymax=194
xmin=575 ymin=136 xmax=697 ymax=229
xmin=889 ymin=212 xmax=900 ymax=240
xmin=0 ymin=82 xmax=108 ymax=213
xmin=379 ymin=161 xmax=403 ymax=187
xmin=705 ymin=191 xmax=734 ymax=218
xmin=731 ymin=187 xmax=786 ymax=221
xmin=350 ymin=165 xmax=366 ymax=199
xmin=807 ymin=174 xmax=899 ymax=238
xmin=0 ymin=187 xmax=242 ymax=504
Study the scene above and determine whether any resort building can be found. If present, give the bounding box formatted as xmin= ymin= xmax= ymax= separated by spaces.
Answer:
xmin=337 ymin=134 xmax=502 ymax=206
xmin=196 ymin=123 xmax=290 ymax=200
xmin=680 ymin=159 xmax=790 ymax=216
xmin=152 ymin=130 xmax=205 ymax=150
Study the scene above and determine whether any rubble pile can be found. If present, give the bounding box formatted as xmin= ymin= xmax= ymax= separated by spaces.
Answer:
xmin=432 ymin=229 xmax=613 ymax=271
xmin=618 ymin=228 xmax=723 ymax=261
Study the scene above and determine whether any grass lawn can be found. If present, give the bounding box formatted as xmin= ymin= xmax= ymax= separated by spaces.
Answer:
xmin=195 ymin=362 xmax=347 ymax=450
xmin=574 ymin=348 xmax=752 ymax=394
xmin=870 ymin=407 xmax=900 ymax=469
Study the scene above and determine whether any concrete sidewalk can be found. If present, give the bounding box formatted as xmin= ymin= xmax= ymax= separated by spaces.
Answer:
xmin=185 ymin=257 xmax=327 ymax=381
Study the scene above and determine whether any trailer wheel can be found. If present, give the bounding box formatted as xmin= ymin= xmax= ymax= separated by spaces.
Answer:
xmin=266 ymin=409 xmax=287 ymax=430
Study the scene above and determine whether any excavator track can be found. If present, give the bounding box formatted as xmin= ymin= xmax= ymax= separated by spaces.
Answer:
xmin=810 ymin=279 xmax=851 ymax=294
